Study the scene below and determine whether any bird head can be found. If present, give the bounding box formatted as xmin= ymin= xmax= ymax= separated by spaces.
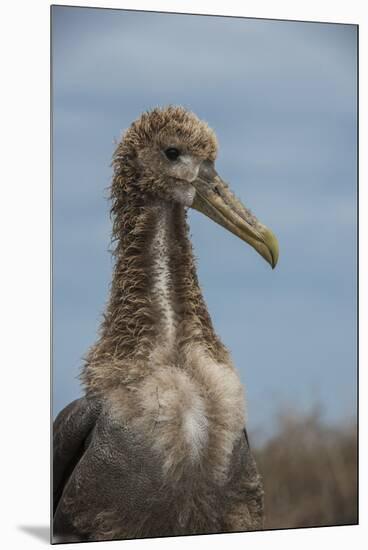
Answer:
xmin=113 ymin=105 xmax=279 ymax=268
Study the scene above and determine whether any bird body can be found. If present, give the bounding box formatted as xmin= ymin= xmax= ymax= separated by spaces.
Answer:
xmin=53 ymin=106 xmax=278 ymax=542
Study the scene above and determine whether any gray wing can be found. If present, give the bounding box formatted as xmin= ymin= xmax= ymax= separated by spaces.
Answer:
xmin=219 ymin=427 xmax=264 ymax=532
xmin=53 ymin=397 xmax=102 ymax=521
xmin=53 ymin=398 xmax=165 ymax=542
xmin=240 ymin=428 xmax=264 ymax=529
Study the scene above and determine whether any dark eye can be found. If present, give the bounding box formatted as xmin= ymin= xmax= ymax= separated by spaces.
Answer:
xmin=165 ymin=148 xmax=180 ymax=161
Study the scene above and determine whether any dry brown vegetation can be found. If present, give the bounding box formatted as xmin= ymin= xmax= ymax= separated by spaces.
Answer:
xmin=252 ymin=411 xmax=358 ymax=530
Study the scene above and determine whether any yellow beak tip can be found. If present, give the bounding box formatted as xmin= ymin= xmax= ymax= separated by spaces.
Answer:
xmin=260 ymin=228 xmax=279 ymax=270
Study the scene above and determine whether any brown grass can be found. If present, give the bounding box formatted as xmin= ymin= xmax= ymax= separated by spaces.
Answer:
xmin=252 ymin=410 xmax=358 ymax=530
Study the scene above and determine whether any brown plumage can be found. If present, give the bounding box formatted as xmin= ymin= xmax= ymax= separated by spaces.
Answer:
xmin=53 ymin=106 xmax=279 ymax=542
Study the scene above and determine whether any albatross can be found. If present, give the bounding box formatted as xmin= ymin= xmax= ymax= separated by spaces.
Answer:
xmin=53 ymin=105 xmax=279 ymax=542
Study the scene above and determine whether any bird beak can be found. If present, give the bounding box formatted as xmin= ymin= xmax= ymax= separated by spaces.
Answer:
xmin=191 ymin=162 xmax=279 ymax=269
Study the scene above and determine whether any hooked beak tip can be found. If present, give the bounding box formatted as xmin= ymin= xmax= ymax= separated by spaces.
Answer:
xmin=261 ymin=226 xmax=279 ymax=269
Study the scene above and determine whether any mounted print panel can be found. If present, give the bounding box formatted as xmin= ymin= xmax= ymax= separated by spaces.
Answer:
xmin=51 ymin=6 xmax=358 ymax=544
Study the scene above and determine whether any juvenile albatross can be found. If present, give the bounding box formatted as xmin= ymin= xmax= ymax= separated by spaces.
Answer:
xmin=53 ymin=106 xmax=279 ymax=542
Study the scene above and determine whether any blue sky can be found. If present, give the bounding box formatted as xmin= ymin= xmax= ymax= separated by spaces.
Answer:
xmin=52 ymin=7 xmax=357 ymax=433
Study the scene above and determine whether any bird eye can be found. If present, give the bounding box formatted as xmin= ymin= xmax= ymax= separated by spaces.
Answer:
xmin=165 ymin=148 xmax=180 ymax=161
